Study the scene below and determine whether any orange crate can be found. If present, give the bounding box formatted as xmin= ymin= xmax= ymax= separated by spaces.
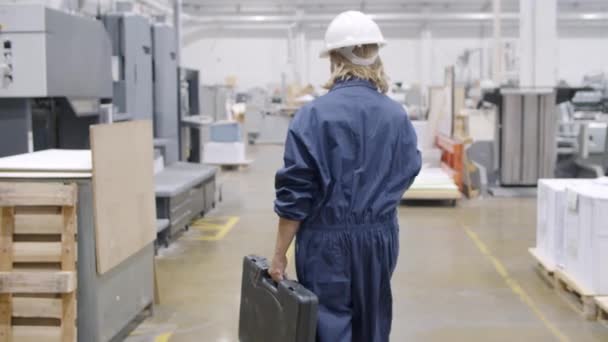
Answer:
xmin=435 ymin=134 xmax=464 ymax=191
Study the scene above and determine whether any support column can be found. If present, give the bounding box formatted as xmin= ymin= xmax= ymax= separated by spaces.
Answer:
xmin=492 ymin=0 xmax=503 ymax=85
xmin=295 ymin=28 xmax=308 ymax=86
xmin=173 ymin=0 xmax=182 ymax=66
xmin=419 ymin=28 xmax=432 ymax=108
xmin=519 ymin=0 xmax=558 ymax=88
xmin=173 ymin=0 xmax=183 ymax=160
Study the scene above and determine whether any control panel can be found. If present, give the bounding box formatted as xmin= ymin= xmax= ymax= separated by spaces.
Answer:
xmin=1 ymin=39 xmax=13 ymax=88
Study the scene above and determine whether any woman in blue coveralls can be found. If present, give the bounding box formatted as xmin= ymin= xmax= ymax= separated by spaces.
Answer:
xmin=269 ymin=10 xmax=422 ymax=342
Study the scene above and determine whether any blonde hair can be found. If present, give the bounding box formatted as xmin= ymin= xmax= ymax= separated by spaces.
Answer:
xmin=324 ymin=44 xmax=390 ymax=94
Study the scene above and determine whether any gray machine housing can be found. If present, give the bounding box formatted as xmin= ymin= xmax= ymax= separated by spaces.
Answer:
xmin=0 ymin=4 xmax=112 ymax=99
xmin=76 ymin=182 xmax=154 ymax=342
xmin=103 ymin=12 xmax=153 ymax=121
xmin=152 ymin=22 xmax=179 ymax=164
xmin=499 ymin=90 xmax=558 ymax=186
xmin=200 ymin=84 xmax=232 ymax=122
xmin=0 ymin=4 xmax=112 ymax=158
xmin=155 ymin=162 xmax=217 ymax=241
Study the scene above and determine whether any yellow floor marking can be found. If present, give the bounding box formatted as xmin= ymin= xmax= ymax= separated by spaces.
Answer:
xmin=127 ymin=329 xmax=173 ymax=341
xmin=154 ymin=332 xmax=173 ymax=342
xmin=192 ymin=216 xmax=239 ymax=241
xmin=463 ymin=225 xmax=570 ymax=342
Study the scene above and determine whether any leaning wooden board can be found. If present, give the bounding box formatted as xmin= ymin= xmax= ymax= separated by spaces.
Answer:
xmin=90 ymin=121 xmax=157 ymax=274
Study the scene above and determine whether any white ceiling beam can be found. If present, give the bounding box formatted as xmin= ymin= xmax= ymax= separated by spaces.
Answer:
xmin=183 ymin=11 xmax=608 ymax=25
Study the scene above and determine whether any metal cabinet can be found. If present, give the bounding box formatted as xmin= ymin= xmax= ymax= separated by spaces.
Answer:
xmin=500 ymin=91 xmax=557 ymax=186
xmin=155 ymin=162 xmax=218 ymax=239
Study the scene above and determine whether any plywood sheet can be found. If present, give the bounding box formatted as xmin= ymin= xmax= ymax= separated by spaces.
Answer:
xmin=90 ymin=121 xmax=156 ymax=274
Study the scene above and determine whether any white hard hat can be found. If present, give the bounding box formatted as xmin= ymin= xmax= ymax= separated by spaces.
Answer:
xmin=320 ymin=11 xmax=386 ymax=58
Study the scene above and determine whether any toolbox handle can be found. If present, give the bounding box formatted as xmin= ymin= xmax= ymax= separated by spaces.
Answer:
xmin=261 ymin=272 xmax=279 ymax=294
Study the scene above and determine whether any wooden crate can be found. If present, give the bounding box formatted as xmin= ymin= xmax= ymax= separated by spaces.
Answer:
xmin=554 ymin=269 xmax=598 ymax=321
xmin=596 ymin=297 xmax=608 ymax=327
xmin=0 ymin=182 xmax=77 ymax=342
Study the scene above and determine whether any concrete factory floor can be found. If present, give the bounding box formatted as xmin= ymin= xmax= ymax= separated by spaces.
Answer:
xmin=127 ymin=145 xmax=608 ymax=342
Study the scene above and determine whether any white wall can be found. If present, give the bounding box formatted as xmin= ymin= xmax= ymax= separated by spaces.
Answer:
xmin=558 ymin=38 xmax=608 ymax=84
xmin=182 ymin=34 xmax=608 ymax=90
xmin=306 ymin=39 xmax=421 ymax=88
xmin=182 ymin=37 xmax=290 ymax=91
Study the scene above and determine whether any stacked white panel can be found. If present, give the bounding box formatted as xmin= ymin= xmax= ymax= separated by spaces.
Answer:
xmin=563 ymin=179 xmax=608 ymax=294
xmin=536 ymin=179 xmax=584 ymax=269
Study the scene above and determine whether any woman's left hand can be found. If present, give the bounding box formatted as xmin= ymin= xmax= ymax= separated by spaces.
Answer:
xmin=269 ymin=254 xmax=288 ymax=283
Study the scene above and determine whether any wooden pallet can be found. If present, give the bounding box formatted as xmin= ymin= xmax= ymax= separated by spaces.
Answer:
xmin=553 ymin=269 xmax=598 ymax=321
xmin=528 ymin=248 xmax=557 ymax=288
xmin=0 ymin=182 xmax=78 ymax=342
xmin=596 ymin=297 xmax=608 ymax=327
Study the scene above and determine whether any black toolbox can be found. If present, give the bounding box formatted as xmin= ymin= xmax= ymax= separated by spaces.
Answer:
xmin=239 ymin=255 xmax=318 ymax=342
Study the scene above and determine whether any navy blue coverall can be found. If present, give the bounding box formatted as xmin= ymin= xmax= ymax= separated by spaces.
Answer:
xmin=274 ymin=78 xmax=421 ymax=342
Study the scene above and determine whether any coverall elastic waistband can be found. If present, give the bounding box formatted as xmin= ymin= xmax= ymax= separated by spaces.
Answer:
xmin=302 ymin=218 xmax=398 ymax=232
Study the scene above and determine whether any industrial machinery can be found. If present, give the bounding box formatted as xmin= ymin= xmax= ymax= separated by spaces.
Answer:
xmin=180 ymin=68 xmax=212 ymax=163
xmin=200 ymin=84 xmax=232 ymax=122
xmin=0 ymin=4 xmax=112 ymax=157
xmin=102 ymin=4 xmax=153 ymax=122
xmin=498 ymin=90 xmax=557 ymax=186
xmin=580 ymin=71 xmax=608 ymax=112
xmin=155 ymin=65 xmax=218 ymax=242
xmin=244 ymin=87 xmax=270 ymax=144
xmin=572 ymin=90 xmax=605 ymax=113
xmin=152 ymin=19 xmax=179 ymax=164
xmin=155 ymin=162 xmax=217 ymax=243
xmin=475 ymin=86 xmax=605 ymax=194
xmin=477 ymin=88 xmax=559 ymax=194
xmin=557 ymin=100 xmax=608 ymax=178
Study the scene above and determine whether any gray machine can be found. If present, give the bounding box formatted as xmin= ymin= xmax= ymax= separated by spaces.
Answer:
xmin=200 ymin=84 xmax=232 ymax=122
xmin=152 ymin=21 xmax=179 ymax=164
xmin=103 ymin=8 xmax=153 ymax=121
xmin=75 ymin=181 xmax=154 ymax=342
xmin=557 ymin=100 xmax=608 ymax=178
xmin=180 ymin=68 xmax=206 ymax=162
xmin=499 ymin=90 xmax=557 ymax=186
xmin=0 ymin=4 xmax=112 ymax=157
xmin=155 ymin=162 xmax=218 ymax=242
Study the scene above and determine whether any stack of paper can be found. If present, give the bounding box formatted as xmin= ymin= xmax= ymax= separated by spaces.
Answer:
xmin=0 ymin=149 xmax=92 ymax=178
xmin=563 ymin=180 xmax=608 ymax=294
xmin=404 ymin=167 xmax=461 ymax=200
